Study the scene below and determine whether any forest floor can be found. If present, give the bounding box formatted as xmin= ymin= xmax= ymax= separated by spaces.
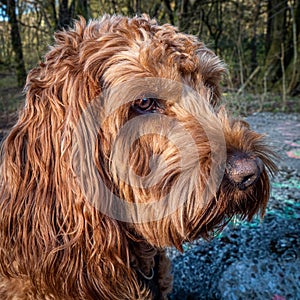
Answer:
xmin=0 ymin=73 xmax=299 ymax=299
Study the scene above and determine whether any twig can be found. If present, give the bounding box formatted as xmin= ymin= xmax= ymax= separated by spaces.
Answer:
xmin=288 ymin=4 xmax=298 ymax=93
xmin=280 ymin=42 xmax=286 ymax=111
xmin=237 ymin=66 xmax=260 ymax=95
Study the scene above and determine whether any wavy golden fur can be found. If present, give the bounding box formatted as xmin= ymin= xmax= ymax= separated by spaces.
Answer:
xmin=0 ymin=15 xmax=276 ymax=299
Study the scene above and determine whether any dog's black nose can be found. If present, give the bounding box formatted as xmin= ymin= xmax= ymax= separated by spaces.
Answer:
xmin=226 ymin=153 xmax=263 ymax=190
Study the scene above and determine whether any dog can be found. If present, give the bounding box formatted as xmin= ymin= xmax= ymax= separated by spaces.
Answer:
xmin=0 ymin=14 xmax=276 ymax=299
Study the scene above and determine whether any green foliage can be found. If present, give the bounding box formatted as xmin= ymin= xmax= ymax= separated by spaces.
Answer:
xmin=0 ymin=74 xmax=17 ymax=90
xmin=0 ymin=64 xmax=23 ymax=116
xmin=223 ymin=92 xmax=300 ymax=115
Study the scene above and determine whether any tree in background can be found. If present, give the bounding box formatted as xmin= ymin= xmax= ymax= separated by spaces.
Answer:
xmin=58 ymin=0 xmax=89 ymax=29
xmin=263 ymin=0 xmax=288 ymax=90
xmin=286 ymin=0 xmax=300 ymax=95
xmin=0 ymin=0 xmax=26 ymax=87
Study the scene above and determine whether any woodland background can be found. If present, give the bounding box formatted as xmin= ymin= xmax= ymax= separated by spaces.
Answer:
xmin=0 ymin=0 xmax=299 ymax=116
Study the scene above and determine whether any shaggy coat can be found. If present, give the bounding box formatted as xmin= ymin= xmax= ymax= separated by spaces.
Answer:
xmin=0 ymin=15 xmax=276 ymax=299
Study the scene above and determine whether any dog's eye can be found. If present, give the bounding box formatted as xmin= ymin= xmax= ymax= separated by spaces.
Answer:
xmin=133 ymin=98 xmax=157 ymax=113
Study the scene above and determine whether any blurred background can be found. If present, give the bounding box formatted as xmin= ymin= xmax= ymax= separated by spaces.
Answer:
xmin=0 ymin=1 xmax=299 ymax=299
xmin=0 ymin=0 xmax=299 ymax=118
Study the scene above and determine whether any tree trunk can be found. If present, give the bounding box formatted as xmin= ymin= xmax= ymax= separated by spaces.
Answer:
xmin=250 ymin=0 xmax=261 ymax=73
xmin=163 ymin=0 xmax=175 ymax=25
xmin=286 ymin=0 xmax=300 ymax=95
xmin=76 ymin=0 xmax=89 ymax=20
xmin=58 ymin=0 xmax=73 ymax=29
xmin=50 ymin=0 xmax=58 ymax=30
xmin=7 ymin=0 xmax=26 ymax=87
xmin=262 ymin=0 xmax=288 ymax=89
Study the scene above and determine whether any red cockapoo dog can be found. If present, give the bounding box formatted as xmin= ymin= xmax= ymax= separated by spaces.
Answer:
xmin=0 ymin=15 xmax=276 ymax=299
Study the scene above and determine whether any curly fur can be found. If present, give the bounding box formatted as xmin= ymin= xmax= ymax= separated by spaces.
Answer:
xmin=0 ymin=15 xmax=276 ymax=299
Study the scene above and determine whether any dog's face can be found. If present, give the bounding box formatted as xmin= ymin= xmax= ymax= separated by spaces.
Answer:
xmin=25 ymin=15 xmax=276 ymax=250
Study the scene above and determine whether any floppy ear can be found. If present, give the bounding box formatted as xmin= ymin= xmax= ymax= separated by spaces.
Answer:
xmin=0 ymin=17 xmax=143 ymax=299
xmin=197 ymin=48 xmax=227 ymax=106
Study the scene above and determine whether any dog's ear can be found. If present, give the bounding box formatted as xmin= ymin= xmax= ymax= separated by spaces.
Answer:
xmin=0 ymin=17 xmax=145 ymax=298
xmin=197 ymin=48 xmax=227 ymax=106
xmin=25 ymin=17 xmax=100 ymax=108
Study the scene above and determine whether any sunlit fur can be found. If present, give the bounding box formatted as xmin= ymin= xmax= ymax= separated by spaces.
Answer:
xmin=0 ymin=15 xmax=276 ymax=299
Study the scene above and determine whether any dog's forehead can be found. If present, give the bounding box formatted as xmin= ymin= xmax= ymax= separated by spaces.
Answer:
xmin=88 ymin=16 xmax=200 ymax=60
xmin=39 ymin=15 xmax=225 ymax=106
xmin=84 ymin=16 xmax=222 ymax=91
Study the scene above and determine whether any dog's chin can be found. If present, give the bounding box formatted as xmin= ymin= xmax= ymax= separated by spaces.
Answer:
xmin=129 ymin=169 xmax=270 ymax=252
xmin=183 ymin=170 xmax=270 ymax=244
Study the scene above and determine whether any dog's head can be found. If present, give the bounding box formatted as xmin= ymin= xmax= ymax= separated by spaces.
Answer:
xmin=1 ymin=15 xmax=276 ymax=264
xmin=55 ymin=15 xmax=275 ymax=249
